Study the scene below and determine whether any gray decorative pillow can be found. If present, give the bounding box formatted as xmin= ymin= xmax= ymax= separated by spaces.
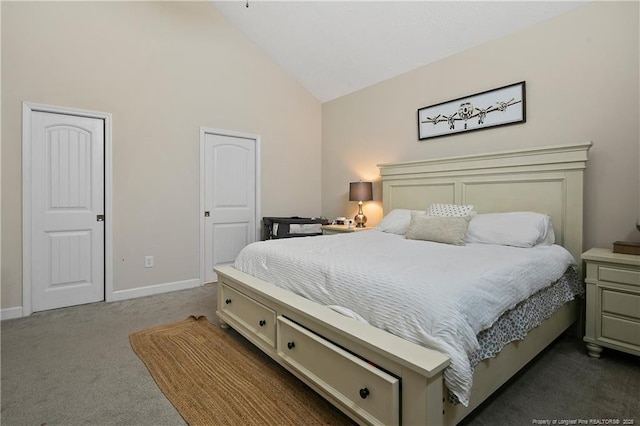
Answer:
xmin=405 ymin=213 xmax=470 ymax=245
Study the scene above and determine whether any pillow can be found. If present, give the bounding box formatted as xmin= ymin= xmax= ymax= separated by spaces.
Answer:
xmin=405 ymin=212 xmax=470 ymax=245
xmin=376 ymin=209 xmax=425 ymax=235
xmin=540 ymin=221 xmax=556 ymax=245
xmin=465 ymin=212 xmax=554 ymax=247
xmin=427 ymin=203 xmax=474 ymax=217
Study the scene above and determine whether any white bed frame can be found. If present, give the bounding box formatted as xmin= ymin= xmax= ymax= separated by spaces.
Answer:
xmin=215 ymin=142 xmax=591 ymax=425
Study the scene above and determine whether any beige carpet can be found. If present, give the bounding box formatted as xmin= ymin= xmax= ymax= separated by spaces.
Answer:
xmin=129 ymin=315 xmax=354 ymax=426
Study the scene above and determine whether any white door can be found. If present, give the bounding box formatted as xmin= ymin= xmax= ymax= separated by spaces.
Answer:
xmin=202 ymin=131 xmax=258 ymax=283
xmin=29 ymin=111 xmax=105 ymax=312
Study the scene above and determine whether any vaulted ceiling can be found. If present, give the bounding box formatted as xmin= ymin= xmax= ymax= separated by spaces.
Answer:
xmin=212 ymin=1 xmax=590 ymax=102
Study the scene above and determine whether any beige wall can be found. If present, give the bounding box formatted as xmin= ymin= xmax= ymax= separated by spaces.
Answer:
xmin=3 ymin=1 xmax=638 ymax=312
xmin=1 ymin=1 xmax=322 ymax=309
xmin=322 ymin=1 xmax=639 ymax=251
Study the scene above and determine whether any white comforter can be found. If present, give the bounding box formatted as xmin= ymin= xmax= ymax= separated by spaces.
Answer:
xmin=234 ymin=230 xmax=576 ymax=406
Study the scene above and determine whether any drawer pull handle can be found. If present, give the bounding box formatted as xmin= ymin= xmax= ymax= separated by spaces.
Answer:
xmin=359 ymin=388 xmax=370 ymax=399
xmin=287 ymin=341 xmax=295 ymax=350
xmin=225 ymin=298 xmax=232 ymax=304
xmin=259 ymin=320 xmax=266 ymax=327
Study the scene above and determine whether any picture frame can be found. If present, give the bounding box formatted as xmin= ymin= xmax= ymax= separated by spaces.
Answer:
xmin=417 ymin=81 xmax=526 ymax=140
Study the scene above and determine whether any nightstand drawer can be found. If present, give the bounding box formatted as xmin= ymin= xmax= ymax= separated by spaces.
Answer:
xmin=599 ymin=266 xmax=640 ymax=287
xmin=601 ymin=315 xmax=640 ymax=347
xmin=602 ymin=289 xmax=640 ymax=320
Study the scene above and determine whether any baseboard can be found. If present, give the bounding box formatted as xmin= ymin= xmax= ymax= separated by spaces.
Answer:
xmin=1 ymin=279 xmax=201 ymax=320
xmin=1 ymin=306 xmax=25 ymax=321
xmin=111 ymin=278 xmax=201 ymax=302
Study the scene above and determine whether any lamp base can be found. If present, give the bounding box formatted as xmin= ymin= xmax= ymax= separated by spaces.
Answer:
xmin=354 ymin=214 xmax=367 ymax=228
xmin=354 ymin=202 xmax=367 ymax=228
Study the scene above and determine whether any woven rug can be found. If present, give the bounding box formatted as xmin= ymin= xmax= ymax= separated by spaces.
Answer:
xmin=129 ymin=315 xmax=354 ymax=426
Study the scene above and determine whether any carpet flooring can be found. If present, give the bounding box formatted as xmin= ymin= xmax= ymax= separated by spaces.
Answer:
xmin=2 ymin=283 xmax=639 ymax=425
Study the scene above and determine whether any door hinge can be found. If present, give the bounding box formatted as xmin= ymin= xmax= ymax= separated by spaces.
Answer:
xmin=97 ymin=214 xmax=105 ymax=222
xmin=204 ymin=211 xmax=210 ymax=217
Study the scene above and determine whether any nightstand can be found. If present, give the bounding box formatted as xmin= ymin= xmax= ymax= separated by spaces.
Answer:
xmin=582 ymin=248 xmax=640 ymax=358
xmin=322 ymin=225 xmax=373 ymax=235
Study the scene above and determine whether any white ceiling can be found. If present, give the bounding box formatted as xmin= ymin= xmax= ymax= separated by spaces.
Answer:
xmin=212 ymin=1 xmax=589 ymax=103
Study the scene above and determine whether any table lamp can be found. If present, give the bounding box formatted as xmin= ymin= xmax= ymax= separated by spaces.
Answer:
xmin=349 ymin=181 xmax=373 ymax=228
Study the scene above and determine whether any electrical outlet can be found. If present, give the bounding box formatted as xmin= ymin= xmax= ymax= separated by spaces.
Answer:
xmin=145 ymin=256 xmax=154 ymax=268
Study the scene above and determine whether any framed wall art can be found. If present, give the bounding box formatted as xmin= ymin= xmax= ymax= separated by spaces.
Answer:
xmin=417 ymin=81 xmax=526 ymax=140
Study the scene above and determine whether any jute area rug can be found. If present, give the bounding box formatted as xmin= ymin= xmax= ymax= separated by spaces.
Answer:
xmin=129 ymin=315 xmax=355 ymax=425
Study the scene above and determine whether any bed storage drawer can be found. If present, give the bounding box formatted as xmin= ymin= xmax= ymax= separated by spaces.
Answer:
xmin=277 ymin=316 xmax=400 ymax=426
xmin=220 ymin=284 xmax=276 ymax=348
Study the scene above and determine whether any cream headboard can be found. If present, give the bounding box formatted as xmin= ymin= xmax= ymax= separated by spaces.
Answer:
xmin=378 ymin=142 xmax=592 ymax=271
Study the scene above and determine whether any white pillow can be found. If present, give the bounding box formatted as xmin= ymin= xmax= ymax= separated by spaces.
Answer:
xmin=465 ymin=212 xmax=555 ymax=247
xmin=427 ymin=203 xmax=474 ymax=217
xmin=540 ymin=221 xmax=556 ymax=245
xmin=405 ymin=213 xmax=470 ymax=245
xmin=376 ymin=209 xmax=425 ymax=235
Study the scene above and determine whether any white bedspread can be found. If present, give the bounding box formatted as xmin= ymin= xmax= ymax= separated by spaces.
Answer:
xmin=234 ymin=230 xmax=576 ymax=406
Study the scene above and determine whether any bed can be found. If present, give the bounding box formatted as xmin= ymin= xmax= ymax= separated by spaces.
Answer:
xmin=214 ymin=142 xmax=592 ymax=425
